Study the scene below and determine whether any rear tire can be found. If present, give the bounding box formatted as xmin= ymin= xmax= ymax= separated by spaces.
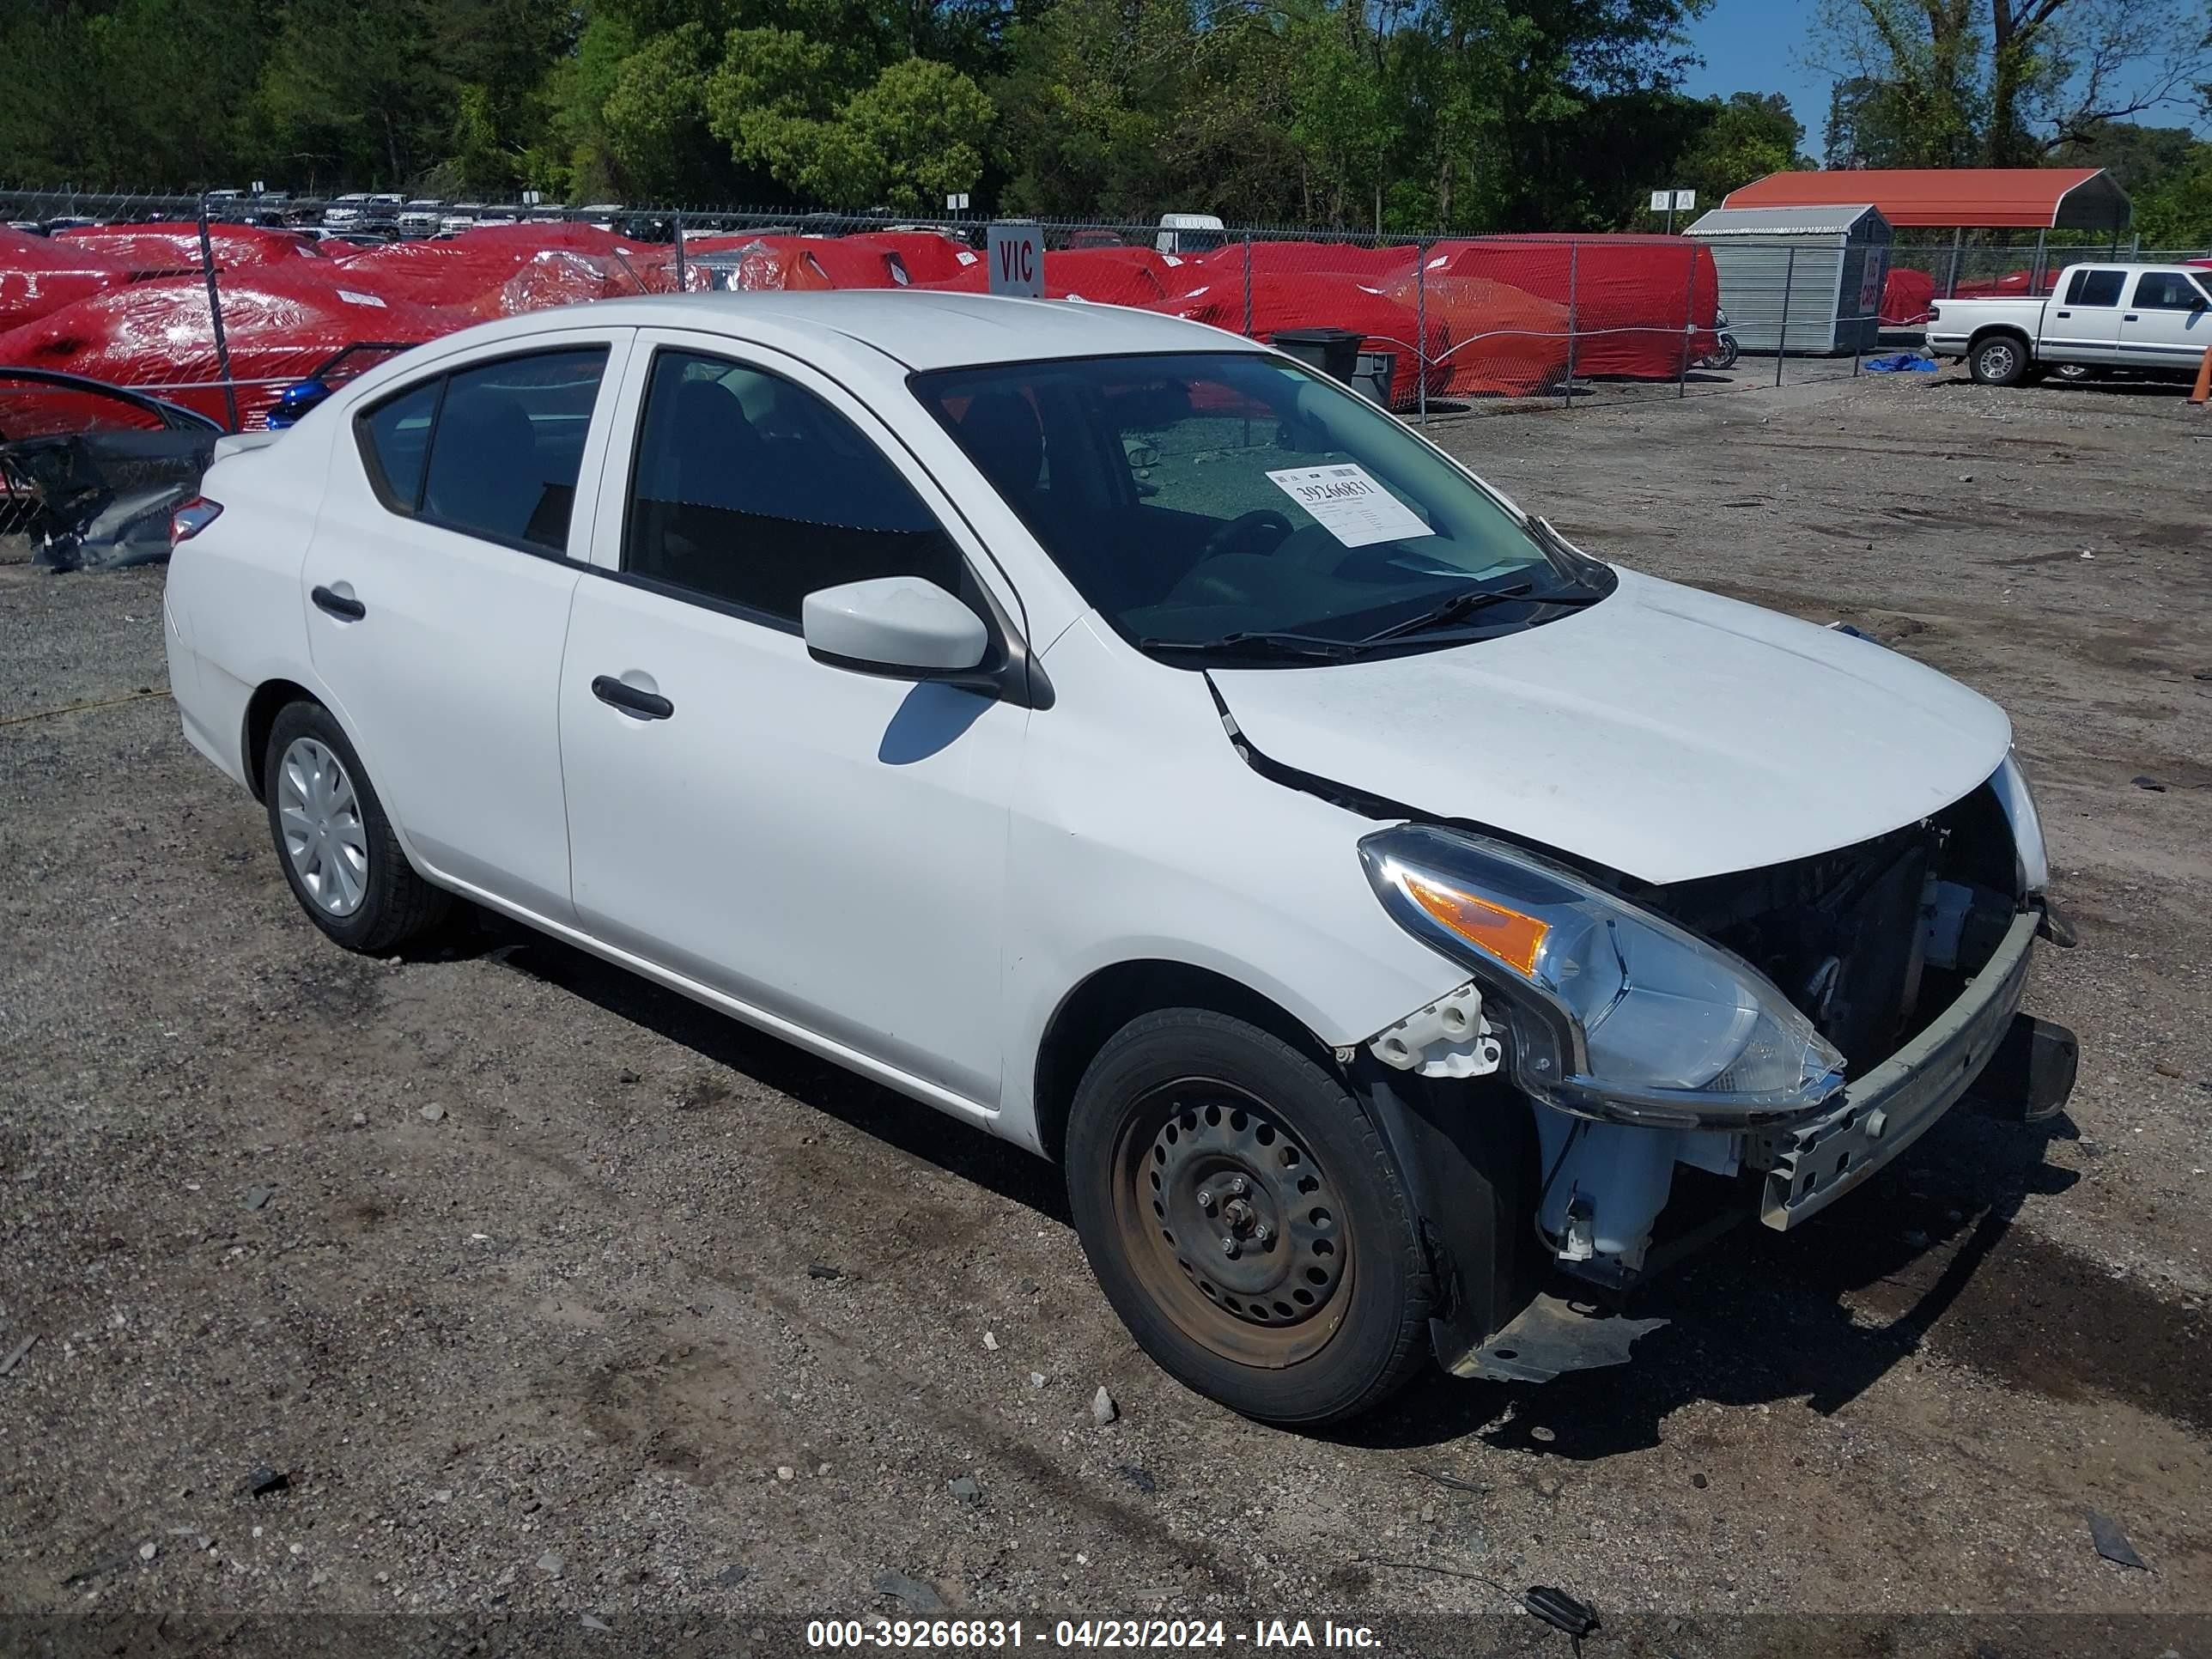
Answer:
xmin=263 ymin=701 xmax=450 ymax=954
xmin=1969 ymin=334 xmax=2030 ymax=386
xmin=1064 ymin=1009 xmax=1435 ymax=1426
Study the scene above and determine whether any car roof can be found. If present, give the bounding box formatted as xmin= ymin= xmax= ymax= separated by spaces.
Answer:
xmin=486 ymin=290 xmax=1258 ymax=372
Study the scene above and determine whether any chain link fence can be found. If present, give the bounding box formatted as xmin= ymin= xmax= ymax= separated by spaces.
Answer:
xmin=13 ymin=185 xmax=2154 ymax=437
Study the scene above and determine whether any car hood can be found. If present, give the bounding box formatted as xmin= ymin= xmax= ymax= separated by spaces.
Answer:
xmin=1209 ymin=568 xmax=2013 ymax=884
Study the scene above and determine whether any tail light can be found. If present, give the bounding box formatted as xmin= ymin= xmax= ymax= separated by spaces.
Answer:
xmin=170 ymin=497 xmax=222 ymax=548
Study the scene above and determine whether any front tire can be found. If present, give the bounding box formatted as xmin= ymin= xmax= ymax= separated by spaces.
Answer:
xmin=264 ymin=701 xmax=450 ymax=954
xmin=1969 ymin=334 xmax=2030 ymax=386
xmin=1065 ymin=1010 xmax=1435 ymax=1426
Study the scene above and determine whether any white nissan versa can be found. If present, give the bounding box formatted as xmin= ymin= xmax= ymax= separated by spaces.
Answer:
xmin=163 ymin=292 xmax=2078 ymax=1425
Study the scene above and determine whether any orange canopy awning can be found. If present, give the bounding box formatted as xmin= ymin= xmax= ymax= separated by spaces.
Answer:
xmin=1723 ymin=168 xmax=2129 ymax=231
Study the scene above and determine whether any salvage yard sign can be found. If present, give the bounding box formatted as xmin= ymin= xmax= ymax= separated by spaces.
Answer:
xmin=988 ymin=222 xmax=1044 ymax=299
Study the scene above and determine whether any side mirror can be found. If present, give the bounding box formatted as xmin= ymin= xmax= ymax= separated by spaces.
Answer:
xmin=803 ymin=576 xmax=989 ymax=680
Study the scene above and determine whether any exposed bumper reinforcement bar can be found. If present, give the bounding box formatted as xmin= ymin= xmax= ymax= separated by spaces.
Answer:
xmin=1759 ymin=908 xmax=2053 ymax=1230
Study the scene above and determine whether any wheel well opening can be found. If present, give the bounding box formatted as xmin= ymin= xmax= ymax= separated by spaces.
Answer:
xmin=1970 ymin=325 xmax=2031 ymax=350
xmin=1031 ymin=960 xmax=1334 ymax=1164
xmin=242 ymin=679 xmax=319 ymax=801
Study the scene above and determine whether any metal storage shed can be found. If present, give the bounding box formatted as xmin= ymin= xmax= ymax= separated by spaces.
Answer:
xmin=1683 ymin=204 xmax=1892 ymax=354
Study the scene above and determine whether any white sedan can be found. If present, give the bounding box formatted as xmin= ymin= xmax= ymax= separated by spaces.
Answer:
xmin=164 ymin=292 xmax=2073 ymax=1424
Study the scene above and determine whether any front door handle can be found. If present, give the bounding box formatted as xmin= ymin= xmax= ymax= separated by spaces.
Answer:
xmin=592 ymin=674 xmax=674 ymax=720
xmin=2124 ymin=313 xmax=2139 ymax=322
xmin=2054 ymin=309 xmax=2071 ymax=319
xmin=311 ymin=585 xmax=366 ymax=621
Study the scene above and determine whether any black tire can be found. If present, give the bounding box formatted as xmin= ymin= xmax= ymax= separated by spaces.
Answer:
xmin=1969 ymin=334 xmax=2031 ymax=386
xmin=1065 ymin=1009 xmax=1435 ymax=1426
xmin=263 ymin=700 xmax=450 ymax=954
xmin=1704 ymin=335 xmax=1740 ymax=370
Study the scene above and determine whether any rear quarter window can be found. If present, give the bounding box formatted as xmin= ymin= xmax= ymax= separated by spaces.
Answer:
xmin=356 ymin=379 xmax=439 ymax=512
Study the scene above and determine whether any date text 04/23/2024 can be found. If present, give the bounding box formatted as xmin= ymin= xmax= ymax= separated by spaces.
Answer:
xmin=805 ymin=1619 xmax=1382 ymax=1649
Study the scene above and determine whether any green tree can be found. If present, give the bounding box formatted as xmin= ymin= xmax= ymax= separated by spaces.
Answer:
xmin=1284 ymin=0 xmax=1401 ymax=230
xmin=842 ymin=56 xmax=996 ymax=210
xmin=1813 ymin=0 xmax=2211 ymax=166
xmin=1671 ymin=91 xmax=1812 ymax=207
xmin=706 ymin=27 xmax=992 ymax=208
xmin=258 ymin=0 xmax=448 ymax=186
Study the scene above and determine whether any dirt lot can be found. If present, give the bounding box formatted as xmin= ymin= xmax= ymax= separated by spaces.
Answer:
xmin=3 ymin=367 xmax=2209 ymax=1656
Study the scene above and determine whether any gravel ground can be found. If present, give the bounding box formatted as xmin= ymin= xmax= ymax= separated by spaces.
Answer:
xmin=3 ymin=365 xmax=2208 ymax=1657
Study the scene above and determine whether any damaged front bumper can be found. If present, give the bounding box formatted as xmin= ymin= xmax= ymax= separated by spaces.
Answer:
xmin=1752 ymin=907 xmax=2069 ymax=1228
xmin=1374 ymin=904 xmax=2076 ymax=1386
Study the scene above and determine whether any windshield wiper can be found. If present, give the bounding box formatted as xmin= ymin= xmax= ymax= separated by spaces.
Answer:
xmin=1138 ymin=630 xmax=1359 ymax=662
xmin=1353 ymin=582 xmax=1536 ymax=645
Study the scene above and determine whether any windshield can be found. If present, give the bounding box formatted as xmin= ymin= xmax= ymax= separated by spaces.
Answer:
xmin=910 ymin=351 xmax=1606 ymax=664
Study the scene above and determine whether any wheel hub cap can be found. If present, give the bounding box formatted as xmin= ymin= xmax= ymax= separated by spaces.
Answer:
xmin=1143 ymin=1097 xmax=1344 ymax=1328
xmin=276 ymin=736 xmax=369 ymax=918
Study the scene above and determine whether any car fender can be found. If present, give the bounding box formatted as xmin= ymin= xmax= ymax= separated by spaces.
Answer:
xmin=999 ymin=617 xmax=1468 ymax=1151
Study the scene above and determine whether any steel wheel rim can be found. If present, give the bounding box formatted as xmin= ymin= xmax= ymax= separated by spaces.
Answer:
xmin=1110 ymin=1077 xmax=1352 ymax=1368
xmin=276 ymin=736 xmax=370 ymax=918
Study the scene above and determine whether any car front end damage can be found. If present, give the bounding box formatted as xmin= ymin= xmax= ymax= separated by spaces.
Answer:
xmin=1350 ymin=755 xmax=2077 ymax=1382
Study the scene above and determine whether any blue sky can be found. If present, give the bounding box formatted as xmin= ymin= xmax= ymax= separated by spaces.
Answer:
xmin=1679 ymin=0 xmax=1834 ymax=155
xmin=1677 ymin=0 xmax=2209 ymax=157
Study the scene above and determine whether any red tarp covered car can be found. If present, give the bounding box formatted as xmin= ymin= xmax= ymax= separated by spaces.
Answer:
xmin=1418 ymin=234 xmax=1718 ymax=377
xmin=0 ymin=227 xmax=136 ymax=333
xmin=1880 ymin=266 xmax=1937 ymax=327
xmin=837 ymin=231 xmax=980 ymax=284
xmin=54 ymin=222 xmax=319 ymax=275
xmin=1376 ymin=273 xmax=1571 ymax=398
xmin=684 ymin=235 xmax=910 ymax=291
xmin=1189 ymin=239 xmax=1418 ymax=287
xmin=298 ymin=239 xmax=659 ymax=314
xmin=0 ymin=264 xmax=452 ymax=429
xmin=1147 ymin=271 xmax=1445 ymax=408
xmin=917 ymin=248 xmax=1175 ymax=307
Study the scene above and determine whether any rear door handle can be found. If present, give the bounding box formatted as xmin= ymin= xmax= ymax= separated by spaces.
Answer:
xmin=310 ymin=585 xmax=366 ymax=621
xmin=592 ymin=674 xmax=674 ymax=720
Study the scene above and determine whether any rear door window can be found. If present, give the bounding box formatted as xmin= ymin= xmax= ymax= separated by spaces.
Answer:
xmin=356 ymin=380 xmax=439 ymax=512
xmin=2064 ymin=269 xmax=2126 ymax=307
xmin=420 ymin=349 xmax=608 ymax=555
xmin=356 ymin=347 xmax=609 ymax=555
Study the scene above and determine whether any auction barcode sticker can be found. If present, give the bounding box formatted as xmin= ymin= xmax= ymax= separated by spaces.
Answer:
xmin=1265 ymin=463 xmax=1434 ymax=547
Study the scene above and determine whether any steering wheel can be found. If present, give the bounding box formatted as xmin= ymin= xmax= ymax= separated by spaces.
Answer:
xmin=1196 ymin=508 xmax=1294 ymax=564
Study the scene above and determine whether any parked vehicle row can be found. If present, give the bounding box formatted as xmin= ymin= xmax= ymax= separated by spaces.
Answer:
xmin=161 ymin=289 xmax=2076 ymax=1425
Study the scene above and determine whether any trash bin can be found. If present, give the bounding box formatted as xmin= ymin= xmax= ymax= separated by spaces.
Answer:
xmin=1272 ymin=326 xmax=1364 ymax=386
xmin=1351 ymin=350 xmax=1395 ymax=407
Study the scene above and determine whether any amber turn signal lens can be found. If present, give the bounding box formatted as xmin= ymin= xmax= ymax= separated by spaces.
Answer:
xmin=1402 ymin=872 xmax=1550 ymax=975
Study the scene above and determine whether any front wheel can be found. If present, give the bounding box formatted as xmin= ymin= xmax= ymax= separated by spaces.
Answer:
xmin=1969 ymin=335 xmax=2031 ymax=386
xmin=1064 ymin=1010 xmax=1435 ymax=1426
xmin=1703 ymin=334 xmax=1740 ymax=370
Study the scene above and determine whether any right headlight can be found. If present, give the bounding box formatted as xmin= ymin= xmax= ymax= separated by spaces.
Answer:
xmin=1990 ymin=750 xmax=2049 ymax=896
xmin=1360 ymin=823 xmax=1845 ymax=1127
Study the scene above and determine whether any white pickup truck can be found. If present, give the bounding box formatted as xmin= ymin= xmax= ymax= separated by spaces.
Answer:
xmin=1929 ymin=261 xmax=2212 ymax=385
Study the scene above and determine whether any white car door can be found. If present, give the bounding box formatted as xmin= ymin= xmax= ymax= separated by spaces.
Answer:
xmin=2043 ymin=266 xmax=2128 ymax=362
xmin=557 ymin=331 xmax=1028 ymax=1112
xmin=2117 ymin=269 xmax=2212 ymax=370
xmin=302 ymin=330 xmax=632 ymax=921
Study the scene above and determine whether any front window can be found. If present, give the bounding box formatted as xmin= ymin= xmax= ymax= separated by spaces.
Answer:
xmin=2132 ymin=270 xmax=2209 ymax=311
xmin=910 ymin=352 xmax=1607 ymax=665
